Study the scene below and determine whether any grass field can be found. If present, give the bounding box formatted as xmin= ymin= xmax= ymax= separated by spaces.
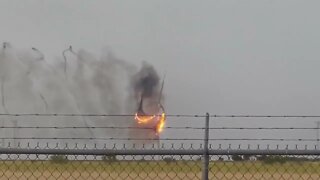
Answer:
xmin=0 ymin=160 xmax=319 ymax=179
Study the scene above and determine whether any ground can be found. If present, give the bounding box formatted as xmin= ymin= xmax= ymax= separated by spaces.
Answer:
xmin=0 ymin=160 xmax=319 ymax=179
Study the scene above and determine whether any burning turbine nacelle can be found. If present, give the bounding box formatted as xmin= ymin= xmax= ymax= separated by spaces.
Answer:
xmin=132 ymin=65 xmax=166 ymax=136
xmin=135 ymin=106 xmax=166 ymax=135
xmin=134 ymin=89 xmax=166 ymax=135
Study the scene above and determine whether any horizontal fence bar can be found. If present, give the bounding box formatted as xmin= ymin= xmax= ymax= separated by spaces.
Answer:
xmin=209 ymin=139 xmax=320 ymax=141
xmin=0 ymin=148 xmax=203 ymax=156
xmin=0 ymin=148 xmax=320 ymax=156
xmin=211 ymin=115 xmax=320 ymax=118
xmin=210 ymin=127 xmax=320 ymax=130
xmin=0 ymin=113 xmax=205 ymax=117
xmin=0 ymin=126 xmax=319 ymax=130
xmin=1 ymin=138 xmax=320 ymax=141
xmin=0 ymin=138 xmax=204 ymax=141
xmin=0 ymin=126 xmax=317 ymax=130
xmin=0 ymin=126 xmax=205 ymax=130
xmin=1 ymin=113 xmax=320 ymax=118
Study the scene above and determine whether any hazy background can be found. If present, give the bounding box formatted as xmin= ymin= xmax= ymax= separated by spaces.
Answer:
xmin=1 ymin=0 xmax=320 ymax=148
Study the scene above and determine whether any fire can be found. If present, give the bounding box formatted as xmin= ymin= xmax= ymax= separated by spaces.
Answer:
xmin=135 ymin=113 xmax=156 ymax=124
xmin=156 ymin=112 xmax=166 ymax=134
xmin=134 ymin=112 xmax=166 ymax=134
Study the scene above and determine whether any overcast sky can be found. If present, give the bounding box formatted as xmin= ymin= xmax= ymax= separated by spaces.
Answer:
xmin=1 ymin=0 xmax=320 ymax=147
xmin=1 ymin=0 xmax=320 ymax=115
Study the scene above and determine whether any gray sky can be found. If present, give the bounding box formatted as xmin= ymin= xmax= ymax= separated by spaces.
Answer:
xmin=1 ymin=0 xmax=320 ymax=147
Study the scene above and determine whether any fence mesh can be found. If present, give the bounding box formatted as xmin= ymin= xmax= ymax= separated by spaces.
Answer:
xmin=0 ymin=113 xmax=319 ymax=179
xmin=0 ymin=153 xmax=203 ymax=180
xmin=0 ymin=148 xmax=319 ymax=179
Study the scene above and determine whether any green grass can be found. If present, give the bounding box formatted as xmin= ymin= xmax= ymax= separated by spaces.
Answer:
xmin=210 ymin=161 xmax=320 ymax=174
xmin=0 ymin=160 xmax=319 ymax=175
xmin=0 ymin=160 xmax=202 ymax=173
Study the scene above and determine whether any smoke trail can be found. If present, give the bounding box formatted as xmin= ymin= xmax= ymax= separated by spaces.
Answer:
xmin=0 ymin=42 xmax=11 ymax=114
xmin=127 ymin=62 xmax=165 ymax=145
xmin=1 ymin=78 xmax=8 ymax=113
xmin=0 ymin=43 xmax=164 ymax=147
xmin=132 ymin=62 xmax=160 ymax=99
xmin=31 ymin=47 xmax=45 ymax=61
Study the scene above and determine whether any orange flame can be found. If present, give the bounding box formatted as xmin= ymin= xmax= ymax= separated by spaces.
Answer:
xmin=156 ymin=112 xmax=166 ymax=134
xmin=135 ymin=112 xmax=166 ymax=134
xmin=135 ymin=113 xmax=156 ymax=124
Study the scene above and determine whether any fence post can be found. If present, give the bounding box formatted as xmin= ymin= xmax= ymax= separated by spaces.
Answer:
xmin=202 ymin=113 xmax=210 ymax=180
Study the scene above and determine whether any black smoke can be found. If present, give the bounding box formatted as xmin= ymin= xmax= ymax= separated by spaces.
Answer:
xmin=132 ymin=62 xmax=160 ymax=99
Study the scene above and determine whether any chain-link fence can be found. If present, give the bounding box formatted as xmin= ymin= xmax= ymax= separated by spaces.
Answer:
xmin=0 ymin=147 xmax=320 ymax=179
xmin=0 ymin=113 xmax=319 ymax=179
xmin=210 ymin=154 xmax=320 ymax=179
